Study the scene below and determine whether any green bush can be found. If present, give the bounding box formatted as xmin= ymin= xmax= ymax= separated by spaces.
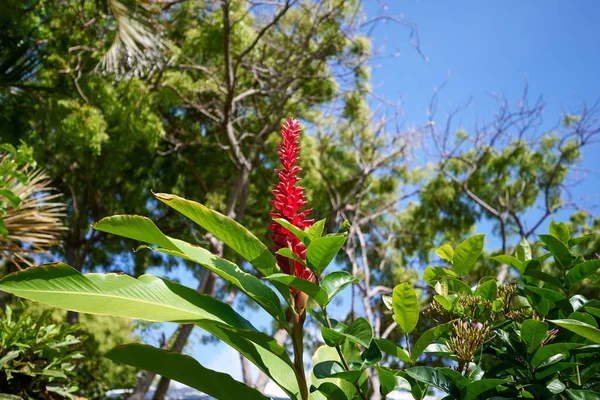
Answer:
xmin=0 ymin=305 xmax=82 ymax=399
xmin=380 ymin=221 xmax=600 ymax=399
xmin=0 ymin=302 xmax=138 ymax=399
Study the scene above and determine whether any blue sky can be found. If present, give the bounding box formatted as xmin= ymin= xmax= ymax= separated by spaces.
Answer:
xmin=146 ymin=0 xmax=600 ymax=391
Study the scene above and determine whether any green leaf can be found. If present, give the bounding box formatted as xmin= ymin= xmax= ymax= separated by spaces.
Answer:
xmin=539 ymin=234 xmax=576 ymax=270
xmin=517 ymin=237 xmax=532 ymax=262
xmin=320 ymin=271 xmax=358 ymax=305
xmin=106 ymin=344 xmax=268 ymax=400
xmin=309 ymin=346 xmax=360 ymax=400
xmin=321 ymin=318 xmax=372 ymax=348
xmin=342 ymin=317 xmax=373 ymax=347
xmin=565 ymin=389 xmax=600 ymax=400
xmin=153 ymin=193 xmax=279 ymax=276
xmin=273 ymin=218 xmax=310 ymax=244
xmin=0 ymin=189 xmax=21 ymax=208
xmin=566 ymin=260 xmax=600 ymax=285
xmin=423 ymin=267 xmax=457 ymax=282
xmin=405 ymin=366 xmax=459 ymax=397
xmin=313 ymin=361 xmax=362 ymax=382
xmin=531 ymin=343 xmax=582 ymax=368
xmin=550 ymin=220 xmax=571 ymax=244
xmin=452 ymin=234 xmax=485 ymax=277
xmin=547 ymin=378 xmax=566 ymax=394
xmin=0 ymin=263 xmax=299 ymax=397
xmin=522 ymin=266 xmax=563 ymax=290
xmin=264 ymin=273 xmax=327 ymax=305
xmin=462 ymin=379 xmax=508 ymax=400
xmin=94 ymin=215 xmax=289 ymax=329
xmin=392 ymin=283 xmax=419 ymax=335
xmin=411 ymin=321 xmax=453 ymax=363
xmin=491 ymin=255 xmax=523 ymax=272
xmin=308 ymin=219 xmax=326 ymax=240
xmin=375 ymin=366 xmax=411 ymax=397
xmin=306 ymin=235 xmax=346 ymax=274
xmin=374 ymin=338 xmax=410 ymax=363
xmin=275 ymin=248 xmax=306 ymax=266
xmin=433 ymin=295 xmax=453 ymax=311
xmin=521 ymin=319 xmax=548 ymax=353
xmin=435 ymin=244 xmax=454 ymax=262
xmin=524 ymin=286 xmax=574 ymax=314
xmin=550 ymin=319 xmax=600 ymax=344
xmin=569 ymin=235 xmax=594 ymax=248
xmin=475 ymin=279 xmax=497 ymax=302
xmin=310 ymin=382 xmax=350 ymax=400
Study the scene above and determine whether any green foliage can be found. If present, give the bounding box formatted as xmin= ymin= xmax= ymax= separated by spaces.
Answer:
xmin=0 ymin=305 xmax=82 ymax=399
xmin=0 ymin=301 xmax=138 ymax=399
xmin=377 ymin=224 xmax=600 ymax=399
xmin=0 ymin=193 xmax=359 ymax=400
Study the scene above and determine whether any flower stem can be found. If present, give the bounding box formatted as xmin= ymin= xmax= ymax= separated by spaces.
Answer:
xmin=292 ymin=309 xmax=309 ymax=400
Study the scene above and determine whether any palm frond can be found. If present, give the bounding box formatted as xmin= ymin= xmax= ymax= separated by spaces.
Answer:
xmin=0 ymin=157 xmax=66 ymax=269
xmin=96 ymin=0 xmax=168 ymax=78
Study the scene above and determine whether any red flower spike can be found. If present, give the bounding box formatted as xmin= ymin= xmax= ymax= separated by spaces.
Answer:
xmin=269 ymin=118 xmax=315 ymax=286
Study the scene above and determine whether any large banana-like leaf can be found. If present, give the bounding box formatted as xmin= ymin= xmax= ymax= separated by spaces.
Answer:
xmin=106 ymin=344 xmax=269 ymax=400
xmin=0 ymin=263 xmax=300 ymax=398
xmin=153 ymin=193 xmax=278 ymax=277
xmin=93 ymin=215 xmax=289 ymax=330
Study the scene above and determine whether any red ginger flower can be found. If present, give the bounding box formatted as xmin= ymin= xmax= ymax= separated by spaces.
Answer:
xmin=269 ymin=118 xmax=314 ymax=282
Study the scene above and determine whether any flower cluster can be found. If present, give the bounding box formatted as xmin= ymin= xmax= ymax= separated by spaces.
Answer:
xmin=269 ymin=118 xmax=314 ymax=282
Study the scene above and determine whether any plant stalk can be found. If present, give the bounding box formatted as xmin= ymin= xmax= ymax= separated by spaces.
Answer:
xmin=322 ymin=308 xmax=368 ymax=400
xmin=292 ymin=293 xmax=309 ymax=400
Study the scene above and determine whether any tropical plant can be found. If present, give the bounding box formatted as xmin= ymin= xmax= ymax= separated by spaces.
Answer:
xmin=0 ymin=143 xmax=65 ymax=269
xmin=377 ymin=221 xmax=600 ymax=399
xmin=0 ymin=119 xmax=366 ymax=400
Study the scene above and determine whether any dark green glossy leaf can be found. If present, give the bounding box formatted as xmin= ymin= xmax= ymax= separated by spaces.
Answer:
xmin=462 ymin=379 xmax=508 ymax=400
xmin=375 ymin=366 xmax=411 ymax=397
xmin=521 ymin=319 xmax=548 ymax=353
xmin=566 ymin=260 xmax=600 ymax=285
xmin=374 ymin=338 xmax=410 ymax=363
xmin=531 ymin=343 xmax=582 ymax=368
xmin=320 ymin=271 xmax=358 ymax=305
xmin=411 ymin=321 xmax=453 ymax=363
xmin=550 ymin=319 xmax=600 ymax=344
xmin=539 ymin=234 xmax=575 ymax=270
xmin=524 ymin=286 xmax=573 ymax=314
xmin=313 ymin=361 xmax=362 ymax=382
xmin=565 ymin=389 xmax=600 ymax=400
xmin=106 ymin=344 xmax=269 ymax=400
xmin=405 ymin=366 xmax=459 ymax=397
